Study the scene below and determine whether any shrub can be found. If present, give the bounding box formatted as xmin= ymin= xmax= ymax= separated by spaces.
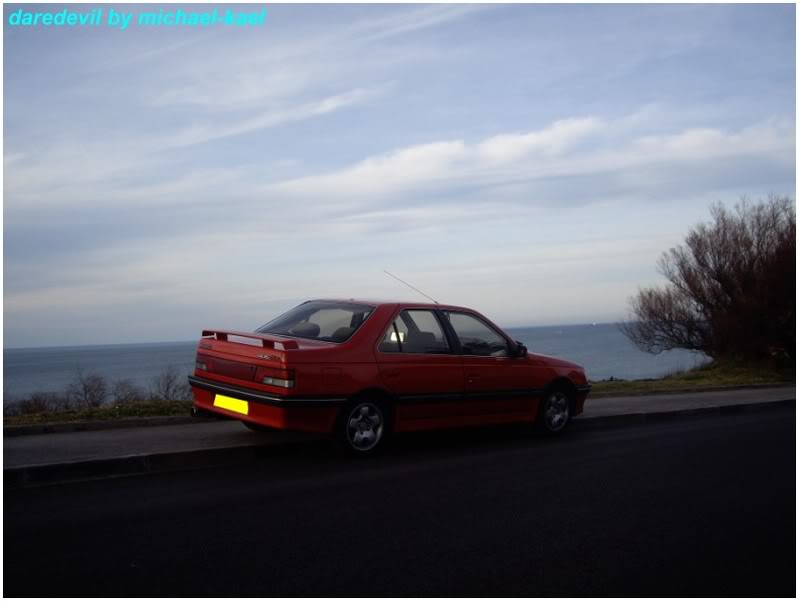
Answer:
xmin=5 ymin=391 xmax=69 ymax=415
xmin=622 ymin=196 xmax=795 ymax=360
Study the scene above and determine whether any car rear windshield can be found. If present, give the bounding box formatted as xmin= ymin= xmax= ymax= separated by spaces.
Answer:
xmin=256 ymin=301 xmax=374 ymax=343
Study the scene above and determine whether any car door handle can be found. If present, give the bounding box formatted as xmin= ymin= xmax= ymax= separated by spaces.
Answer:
xmin=467 ymin=373 xmax=479 ymax=383
xmin=383 ymin=369 xmax=400 ymax=378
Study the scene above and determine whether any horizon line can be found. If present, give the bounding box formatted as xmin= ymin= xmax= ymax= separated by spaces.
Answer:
xmin=3 ymin=320 xmax=624 ymax=352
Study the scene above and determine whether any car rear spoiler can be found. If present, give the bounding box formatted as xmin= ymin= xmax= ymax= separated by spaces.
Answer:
xmin=201 ymin=329 xmax=300 ymax=350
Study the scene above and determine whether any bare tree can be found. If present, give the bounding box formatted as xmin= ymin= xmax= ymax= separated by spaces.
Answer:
xmin=150 ymin=365 xmax=191 ymax=401
xmin=621 ymin=196 xmax=795 ymax=359
xmin=44 ymin=391 xmax=75 ymax=412
xmin=66 ymin=368 xmax=109 ymax=408
xmin=111 ymin=379 xmax=147 ymax=404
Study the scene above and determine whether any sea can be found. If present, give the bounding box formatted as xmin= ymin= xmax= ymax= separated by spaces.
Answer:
xmin=2 ymin=323 xmax=708 ymax=401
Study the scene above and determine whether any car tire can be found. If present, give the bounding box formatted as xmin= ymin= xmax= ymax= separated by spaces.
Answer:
xmin=242 ymin=421 xmax=272 ymax=433
xmin=537 ymin=386 xmax=572 ymax=435
xmin=336 ymin=398 xmax=391 ymax=455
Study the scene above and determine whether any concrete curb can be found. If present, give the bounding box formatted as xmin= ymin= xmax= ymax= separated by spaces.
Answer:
xmin=3 ymin=415 xmax=200 ymax=437
xmin=589 ymin=382 xmax=794 ymax=399
xmin=573 ymin=397 xmax=795 ymax=429
xmin=4 ymin=398 xmax=794 ymax=490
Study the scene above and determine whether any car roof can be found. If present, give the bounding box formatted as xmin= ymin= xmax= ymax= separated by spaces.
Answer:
xmin=309 ymin=298 xmax=476 ymax=312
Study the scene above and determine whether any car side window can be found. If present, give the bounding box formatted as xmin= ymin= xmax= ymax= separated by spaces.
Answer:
xmin=378 ymin=319 xmax=406 ymax=353
xmin=444 ymin=312 xmax=511 ymax=357
xmin=378 ymin=310 xmax=450 ymax=354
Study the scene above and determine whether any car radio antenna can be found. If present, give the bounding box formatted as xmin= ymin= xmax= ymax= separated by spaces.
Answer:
xmin=384 ymin=270 xmax=439 ymax=304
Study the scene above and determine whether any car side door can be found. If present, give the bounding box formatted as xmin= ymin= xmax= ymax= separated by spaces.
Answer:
xmin=440 ymin=310 xmax=536 ymax=421
xmin=375 ymin=309 xmax=467 ymax=431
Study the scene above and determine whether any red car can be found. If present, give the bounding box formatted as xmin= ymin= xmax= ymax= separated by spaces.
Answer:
xmin=189 ymin=300 xmax=591 ymax=453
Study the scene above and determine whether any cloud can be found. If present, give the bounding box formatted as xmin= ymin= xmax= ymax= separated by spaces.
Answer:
xmin=140 ymin=5 xmax=489 ymax=111
xmin=4 ymin=82 xmax=387 ymax=209
xmin=272 ymin=114 xmax=794 ymax=207
xmin=353 ymin=4 xmax=491 ymax=43
xmin=272 ymin=117 xmax=607 ymax=202
xmin=5 ymin=109 xmax=793 ymax=243
xmin=165 ymin=85 xmax=387 ymax=148
xmin=477 ymin=117 xmax=606 ymax=163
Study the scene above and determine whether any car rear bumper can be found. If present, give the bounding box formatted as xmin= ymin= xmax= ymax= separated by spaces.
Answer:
xmin=188 ymin=375 xmax=343 ymax=433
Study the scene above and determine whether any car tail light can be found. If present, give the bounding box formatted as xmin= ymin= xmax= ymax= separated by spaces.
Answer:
xmin=262 ymin=376 xmax=294 ymax=388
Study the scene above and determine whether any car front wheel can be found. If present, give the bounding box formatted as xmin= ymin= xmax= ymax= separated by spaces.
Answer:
xmin=538 ymin=388 xmax=571 ymax=434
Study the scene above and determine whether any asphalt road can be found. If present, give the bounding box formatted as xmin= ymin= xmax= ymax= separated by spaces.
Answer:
xmin=4 ymin=406 xmax=795 ymax=597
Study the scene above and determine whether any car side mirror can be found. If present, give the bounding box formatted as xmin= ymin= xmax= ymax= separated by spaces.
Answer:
xmin=514 ymin=342 xmax=527 ymax=358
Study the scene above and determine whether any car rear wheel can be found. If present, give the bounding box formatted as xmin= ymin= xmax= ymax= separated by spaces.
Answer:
xmin=538 ymin=388 xmax=572 ymax=434
xmin=338 ymin=399 xmax=389 ymax=454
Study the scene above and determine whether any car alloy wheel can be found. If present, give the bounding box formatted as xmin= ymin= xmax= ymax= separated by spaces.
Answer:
xmin=543 ymin=390 xmax=570 ymax=433
xmin=345 ymin=402 xmax=385 ymax=452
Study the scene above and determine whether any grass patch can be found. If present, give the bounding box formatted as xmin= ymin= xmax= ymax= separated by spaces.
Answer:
xmin=3 ymin=400 xmax=192 ymax=426
xmin=592 ymin=359 xmax=794 ymax=395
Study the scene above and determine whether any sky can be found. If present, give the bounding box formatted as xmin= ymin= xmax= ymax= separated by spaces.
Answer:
xmin=3 ymin=3 xmax=796 ymax=348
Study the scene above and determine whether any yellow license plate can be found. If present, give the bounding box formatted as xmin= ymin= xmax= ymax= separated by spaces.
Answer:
xmin=213 ymin=394 xmax=249 ymax=415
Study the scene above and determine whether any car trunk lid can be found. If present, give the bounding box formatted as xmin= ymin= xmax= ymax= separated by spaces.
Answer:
xmin=195 ymin=329 xmax=299 ymax=381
